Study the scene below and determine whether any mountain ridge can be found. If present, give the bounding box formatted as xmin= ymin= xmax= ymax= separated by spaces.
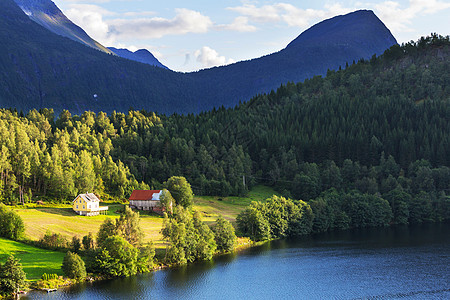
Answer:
xmin=108 ymin=47 xmax=168 ymax=69
xmin=12 ymin=0 xmax=168 ymax=68
xmin=13 ymin=0 xmax=113 ymax=54
xmin=0 ymin=0 xmax=398 ymax=114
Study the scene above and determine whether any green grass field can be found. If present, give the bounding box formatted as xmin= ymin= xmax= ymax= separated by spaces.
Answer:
xmin=193 ymin=185 xmax=276 ymax=223
xmin=5 ymin=185 xmax=277 ymax=280
xmin=15 ymin=185 xmax=277 ymax=244
xmin=0 ymin=238 xmax=65 ymax=281
xmin=15 ymin=203 xmax=166 ymax=249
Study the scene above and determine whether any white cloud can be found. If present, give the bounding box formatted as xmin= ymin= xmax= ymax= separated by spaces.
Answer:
xmin=227 ymin=4 xmax=281 ymax=23
xmin=227 ymin=2 xmax=354 ymax=30
xmin=122 ymin=11 xmax=157 ymax=18
xmin=65 ymin=4 xmax=116 ymax=44
xmin=109 ymin=9 xmax=213 ymax=40
xmin=194 ymin=46 xmax=235 ymax=68
xmin=374 ymin=0 xmax=450 ymax=33
xmin=217 ymin=16 xmax=258 ymax=32
xmin=227 ymin=0 xmax=450 ymax=36
xmin=64 ymin=6 xmax=214 ymax=45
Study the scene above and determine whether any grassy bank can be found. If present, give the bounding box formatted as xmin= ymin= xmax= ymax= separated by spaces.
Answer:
xmin=1 ymin=185 xmax=277 ymax=281
xmin=15 ymin=203 xmax=166 ymax=249
xmin=193 ymin=185 xmax=275 ymax=223
xmin=15 ymin=185 xmax=277 ymax=247
xmin=0 ymin=238 xmax=65 ymax=281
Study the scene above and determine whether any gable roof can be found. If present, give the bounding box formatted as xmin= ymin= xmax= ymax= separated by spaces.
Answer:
xmin=129 ymin=190 xmax=162 ymax=201
xmin=73 ymin=193 xmax=100 ymax=203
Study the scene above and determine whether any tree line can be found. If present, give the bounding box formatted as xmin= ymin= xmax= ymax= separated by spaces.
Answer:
xmin=0 ymin=35 xmax=448 ymax=211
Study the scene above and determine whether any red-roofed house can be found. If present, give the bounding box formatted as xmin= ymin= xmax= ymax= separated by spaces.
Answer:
xmin=129 ymin=190 xmax=171 ymax=214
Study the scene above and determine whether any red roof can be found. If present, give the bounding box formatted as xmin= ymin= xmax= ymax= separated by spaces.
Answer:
xmin=129 ymin=190 xmax=161 ymax=201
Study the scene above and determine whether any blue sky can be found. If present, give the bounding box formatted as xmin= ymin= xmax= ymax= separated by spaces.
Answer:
xmin=52 ymin=0 xmax=450 ymax=72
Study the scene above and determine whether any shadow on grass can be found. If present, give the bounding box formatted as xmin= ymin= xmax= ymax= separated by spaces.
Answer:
xmin=35 ymin=207 xmax=76 ymax=217
xmin=29 ymin=204 xmax=125 ymax=218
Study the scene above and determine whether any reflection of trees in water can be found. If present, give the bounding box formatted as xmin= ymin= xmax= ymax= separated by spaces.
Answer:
xmin=64 ymin=273 xmax=156 ymax=299
xmin=164 ymin=252 xmax=239 ymax=289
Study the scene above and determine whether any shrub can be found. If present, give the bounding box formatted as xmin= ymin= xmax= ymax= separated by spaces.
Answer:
xmin=61 ymin=251 xmax=86 ymax=280
xmin=38 ymin=231 xmax=69 ymax=250
xmin=71 ymin=236 xmax=81 ymax=253
xmin=91 ymin=236 xmax=138 ymax=277
xmin=0 ymin=203 xmax=25 ymax=240
xmin=0 ymin=255 xmax=27 ymax=297
xmin=212 ymin=216 xmax=237 ymax=252
xmin=82 ymin=233 xmax=95 ymax=251
xmin=41 ymin=273 xmax=58 ymax=281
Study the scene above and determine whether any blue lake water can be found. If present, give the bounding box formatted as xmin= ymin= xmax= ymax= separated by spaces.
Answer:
xmin=25 ymin=224 xmax=450 ymax=299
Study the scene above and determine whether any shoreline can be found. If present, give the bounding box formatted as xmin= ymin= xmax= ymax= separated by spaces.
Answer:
xmin=22 ymin=237 xmax=265 ymax=295
xmin=23 ymin=223 xmax=450 ymax=297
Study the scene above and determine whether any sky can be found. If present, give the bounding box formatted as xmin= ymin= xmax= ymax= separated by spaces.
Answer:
xmin=52 ymin=0 xmax=450 ymax=72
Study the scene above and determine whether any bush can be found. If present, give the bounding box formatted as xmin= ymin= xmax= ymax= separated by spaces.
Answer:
xmin=38 ymin=231 xmax=69 ymax=250
xmin=90 ymin=236 xmax=138 ymax=278
xmin=0 ymin=255 xmax=27 ymax=297
xmin=136 ymin=242 xmax=155 ymax=273
xmin=212 ymin=216 xmax=237 ymax=252
xmin=82 ymin=233 xmax=95 ymax=251
xmin=41 ymin=273 xmax=58 ymax=281
xmin=0 ymin=203 xmax=25 ymax=240
xmin=61 ymin=251 xmax=86 ymax=280
xmin=71 ymin=236 xmax=81 ymax=253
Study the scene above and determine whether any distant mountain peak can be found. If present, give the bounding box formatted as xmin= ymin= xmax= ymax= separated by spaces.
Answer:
xmin=286 ymin=9 xmax=397 ymax=51
xmin=13 ymin=0 xmax=167 ymax=69
xmin=108 ymin=47 xmax=168 ymax=69
xmin=13 ymin=0 xmax=113 ymax=54
xmin=0 ymin=1 xmax=399 ymax=114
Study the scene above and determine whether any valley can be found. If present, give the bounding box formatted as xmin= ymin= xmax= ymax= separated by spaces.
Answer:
xmin=0 ymin=0 xmax=448 ymax=298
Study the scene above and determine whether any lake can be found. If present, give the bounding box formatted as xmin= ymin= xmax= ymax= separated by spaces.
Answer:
xmin=25 ymin=224 xmax=449 ymax=299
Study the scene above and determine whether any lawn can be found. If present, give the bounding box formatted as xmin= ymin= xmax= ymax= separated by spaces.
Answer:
xmin=14 ymin=186 xmax=277 ymax=251
xmin=0 ymin=186 xmax=277 ymax=281
xmin=193 ymin=185 xmax=277 ymax=224
xmin=15 ymin=203 xmax=166 ymax=249
xmin=0 ymin=238 xmax=65 ymax=281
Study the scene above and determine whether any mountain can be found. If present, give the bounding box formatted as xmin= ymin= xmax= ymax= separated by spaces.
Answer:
xmin=0 ymin=0 xmax=398 ymax=114
xmin=12 ymin=0 xmax=167 ymax=68
xmin=12 ymin=0 xmax=113 ymax=54
xmin=188 ymin=10 xmax=397 ymax=110
xmin=108 ymin=47 xmax=168 ymax=69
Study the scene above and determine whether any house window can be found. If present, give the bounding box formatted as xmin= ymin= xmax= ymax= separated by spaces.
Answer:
xmin=83 ymin=206 xmax=85 ymax=209
xmin=76 ymin=205 xmax=78 ymax=209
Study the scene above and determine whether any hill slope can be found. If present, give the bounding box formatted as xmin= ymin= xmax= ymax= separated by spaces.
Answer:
xmin=0 ymin=0 xmax=192 ymax=113
xmin=0 ymin=0 xmax=397 ymax=114
xmin=189 ymin=10 xmax=397 ymax=109
xmin=13 ymin=0 xmax=168 ymax=69
xmin=13 ymin=0 xmax=113 ymax=54
xmin=0 ymin=37 xmax=448 ymax=223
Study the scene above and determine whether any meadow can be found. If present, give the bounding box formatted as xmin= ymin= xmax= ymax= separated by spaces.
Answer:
xmin=0 ymin=186 xmax=276 ymax=281
xmin=0 ymin=237 xmax=65 ymax=281
xmin=15 ymin=186 xmax=276 ymax=246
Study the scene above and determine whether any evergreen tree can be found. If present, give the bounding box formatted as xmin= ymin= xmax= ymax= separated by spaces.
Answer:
xmin=0 ymin=255 xmax=26 ymax=297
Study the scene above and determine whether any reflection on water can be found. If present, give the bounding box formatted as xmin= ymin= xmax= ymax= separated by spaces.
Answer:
xmin=25 ymin=224 xmax=450 ymax=299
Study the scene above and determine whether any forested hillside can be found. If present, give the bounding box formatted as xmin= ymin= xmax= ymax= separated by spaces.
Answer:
xmin=0 ymin=36 xmax=448 ymax=224
xmin=0 ymin=0 xmax=396 ymax=114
